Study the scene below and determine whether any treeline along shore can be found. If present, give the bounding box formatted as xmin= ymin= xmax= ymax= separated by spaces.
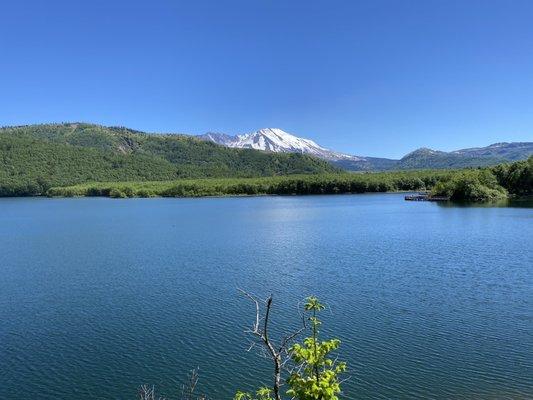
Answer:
xmin=46 ymin=157 xmax=532 ymax=202
xmin=46 ymin=170 xmax=448 ymax=198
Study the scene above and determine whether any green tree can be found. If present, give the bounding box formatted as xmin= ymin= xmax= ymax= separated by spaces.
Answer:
xmin=234 ymin=388 xmax=274 ymax=400
xmin=286 ymin=298 xmax=346 ymax=400
xmin=430 ymin=169 xmax=508 ymax=201
xmin=235 ymin=295 xmax=346 ymax=400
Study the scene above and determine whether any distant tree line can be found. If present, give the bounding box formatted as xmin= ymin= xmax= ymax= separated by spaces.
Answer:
xmin=45 ymin=170 xmax=451 ymax=198
xmin=45 ymin=157 xmax=532 ymax=201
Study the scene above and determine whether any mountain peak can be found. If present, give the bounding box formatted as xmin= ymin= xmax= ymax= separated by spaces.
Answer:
xmin=255 ymin=128 xmax=287 ymax=135
xmin=401 ymin=147 xmax=441 ymax=159
xmin=198 ymin=128 xmax=362 ymax=161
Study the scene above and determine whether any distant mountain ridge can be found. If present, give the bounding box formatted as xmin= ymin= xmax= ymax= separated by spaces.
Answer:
xmin=1 ymin=122 xmax=530 ymax=185
xmin=394 ymin=142 xmax=533 ymax=170
xmin=197 ymin=128 xmax=533 ymax=171
xmin=452 ymin=142 xmax=533 ymax=160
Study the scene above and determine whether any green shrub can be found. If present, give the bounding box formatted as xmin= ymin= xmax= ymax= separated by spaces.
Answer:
xmin=431 ymin=170 xmax=508 ymax=201
xmin=109 ymin=188 xmax=127 ymax=198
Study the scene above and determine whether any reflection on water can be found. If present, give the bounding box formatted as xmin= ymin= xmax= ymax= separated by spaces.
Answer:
xmin=436 ymin=196 xmax=533 ymax=208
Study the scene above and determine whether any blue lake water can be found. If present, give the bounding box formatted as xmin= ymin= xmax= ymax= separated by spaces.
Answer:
xmin=0 ymin=194 xmax=532 ymax=399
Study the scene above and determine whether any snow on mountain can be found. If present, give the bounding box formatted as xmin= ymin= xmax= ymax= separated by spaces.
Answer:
xmin=198 ymin=128 xmax=362 ymax=161
xmin=197 ymin=130 xmax=533 ymax=171
xmin=197 ymin=132 xmax=235 ymax=146
xmin=451 ymin=142 xmax=533 ymax=160
xmin=401 ymin=147 xmax=444 ymax=159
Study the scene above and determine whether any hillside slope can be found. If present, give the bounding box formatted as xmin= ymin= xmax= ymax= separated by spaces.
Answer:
xmin=395 ymin=148 xmax=500 ymax=169
xmin=0 ymin=123 xmax=337 ymax=196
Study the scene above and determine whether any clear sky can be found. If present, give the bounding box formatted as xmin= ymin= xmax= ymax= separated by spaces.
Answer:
xmin=1 ymin=0 xmax=532 ymax=158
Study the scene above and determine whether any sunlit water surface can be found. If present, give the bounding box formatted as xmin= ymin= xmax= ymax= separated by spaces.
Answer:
xmin=1 ymin=194 xmax=532 ymax=399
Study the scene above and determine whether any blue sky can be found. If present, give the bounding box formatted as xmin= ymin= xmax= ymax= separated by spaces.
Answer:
xmin=1 ymin=0 xmax=532 ymax=158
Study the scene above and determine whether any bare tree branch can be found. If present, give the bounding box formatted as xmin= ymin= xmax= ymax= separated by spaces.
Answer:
xmin=181 ymin=367 xmax=200 ymax=400
xmin=139 ymin=385 xmax=164 ymax=400
xmin=138 ymin=368 xmax=207 ymax=400
xmin=237 ymin=289 xmax=309 ymax=400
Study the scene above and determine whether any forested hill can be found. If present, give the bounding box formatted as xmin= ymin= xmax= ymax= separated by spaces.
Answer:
xmin=332 ymin=143 xmax=533 ymax=171
xmin=0 ymin=123 xmax=337 ymax=196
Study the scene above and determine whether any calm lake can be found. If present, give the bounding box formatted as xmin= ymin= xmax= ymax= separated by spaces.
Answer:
xmin=1 ymin=194 xmax=532 ymax=399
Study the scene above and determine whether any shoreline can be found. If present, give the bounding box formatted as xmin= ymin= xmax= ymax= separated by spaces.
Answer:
xmin=2 ymin=192 xmax=530 ymax=209
xmin=22 ymin=189 xmax=416 ymax=200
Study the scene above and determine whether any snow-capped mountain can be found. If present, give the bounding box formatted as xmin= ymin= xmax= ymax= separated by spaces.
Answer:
xmin=198 ymin=132 xmax=236 ymax=146
xmin=197 ymin=129 xmax=533 ymax=171
xmin=197 ymin=128 xmax=362 ymax=161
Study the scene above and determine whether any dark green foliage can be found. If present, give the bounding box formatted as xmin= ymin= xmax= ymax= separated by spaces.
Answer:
xmin=46 ymin=170 xmax=452 ymax=198
xmin=431 ymin=170 xmax=508 ymax=201
xmin=46 ymin=158 xmax=532 ymax=201
xmin=0 ymin=123 xmax=337 ymax=196
xmin=491 ymin=156 xmax=533 ymax=195
xmin=430 ymin=157 xmax=533 ymax=201
xmin=0 ymin=134 xmax=179 ymax=196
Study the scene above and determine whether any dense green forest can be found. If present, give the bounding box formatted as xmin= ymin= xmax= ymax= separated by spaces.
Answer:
xmin=47 ymin=170 xmax=453 ymax=198
xmin=0 ymin=123 xmax=336 ymax=195
xmin=47 ymin=157 xmax=532 ymax=200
